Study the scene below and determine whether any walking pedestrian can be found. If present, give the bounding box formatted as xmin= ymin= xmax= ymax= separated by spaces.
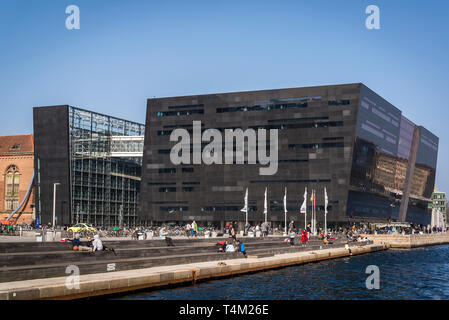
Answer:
xmin=289 ymin=229 xmax=296 ymax=246
xmin=230 ymin=222 xmax=237 ymax=241
xmin=192 ymin=220 xmax=198 ymax=238
xmin=289 ymin=220 xmax=295 ymax=231
xmin=185 ymin=223 xmax=191 ymax=238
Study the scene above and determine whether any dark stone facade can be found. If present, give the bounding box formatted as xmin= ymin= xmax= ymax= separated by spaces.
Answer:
xmin=33 ymin=106 xmax=144 ymax=227
xmin=140 ymin=83 xmax=438 ymax=227
xmin=33 ymin=105 xmax=72 ymax=226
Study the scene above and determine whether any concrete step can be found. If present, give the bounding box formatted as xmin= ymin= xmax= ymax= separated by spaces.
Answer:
xmin=0 ymin=241 xmax=363 ymax=283
xmin=0 ymin=239 xmax=336 ymax=267
xmin=247 ymin=253 xmax=275 ymax=259
xmin=0 ymin=236 xmax=290 ymax=253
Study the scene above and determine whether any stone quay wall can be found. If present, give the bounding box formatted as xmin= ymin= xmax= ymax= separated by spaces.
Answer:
xmin=361 ymin=233 xmax=449 ymax=248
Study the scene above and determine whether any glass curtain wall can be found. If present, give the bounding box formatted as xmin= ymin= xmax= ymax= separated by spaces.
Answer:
xmin=69 ymin=107 xmax=144 ymax=227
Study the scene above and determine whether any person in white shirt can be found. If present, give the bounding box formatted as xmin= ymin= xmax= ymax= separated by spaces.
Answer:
xmin=92 ymin=234 xmax=103 ymax=251
xmin=160 ymin=226 xmax=174 ymax=246
xmin=185 ymin=223 xmax=192 ymax=238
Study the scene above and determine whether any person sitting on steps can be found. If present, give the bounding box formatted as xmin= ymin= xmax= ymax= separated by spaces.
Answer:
xmin=234 ymin=239 xmax=247 ymax=258
xmin=159 ymin=226 xmax=175 ymax=246
xmin=71 ymin=233 xmax=92 ymax=252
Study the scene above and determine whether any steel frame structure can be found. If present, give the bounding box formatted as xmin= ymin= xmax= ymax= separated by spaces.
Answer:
xmin=69 ymin=107 xmax=144 ymax=227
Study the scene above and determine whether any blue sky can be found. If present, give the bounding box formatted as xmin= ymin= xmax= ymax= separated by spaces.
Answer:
xmin=0 ymin=0 xmax=448 ymax=190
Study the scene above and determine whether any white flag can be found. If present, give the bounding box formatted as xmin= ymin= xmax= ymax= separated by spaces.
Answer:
xmin=300 ymin=187 xmax=307 ymax=214
xmin=263 ymin=187 xmax=268 ymax=215
xmin=241 ymin=188 xmax=248 ymax=212
xmin=324 ymin=187 xmax=328 ymax=215
xmin=283 ymin=187 xmax=287 ymax=214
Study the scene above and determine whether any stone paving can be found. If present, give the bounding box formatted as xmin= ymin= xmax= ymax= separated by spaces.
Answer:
xmin=0 ymin=243 xmax=387 ymax=300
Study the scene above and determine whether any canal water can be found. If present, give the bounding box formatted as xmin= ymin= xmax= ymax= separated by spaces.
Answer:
xmin=117 ymin=244 xmax=449 ymax=300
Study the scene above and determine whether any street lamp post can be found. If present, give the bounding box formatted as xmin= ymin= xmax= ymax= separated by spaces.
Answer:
xmin=52 ymin=182 xmax=60 ymax=241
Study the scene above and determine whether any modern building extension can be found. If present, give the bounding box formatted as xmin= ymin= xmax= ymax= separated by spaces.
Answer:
xmin=33 ymin=106 xmax=144 ymax=227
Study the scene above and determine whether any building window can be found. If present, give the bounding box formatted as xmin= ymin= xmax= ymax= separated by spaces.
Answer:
xmin=217 ymin=102 xmax=308 ymax=113
xmin=5 ymin=165 xmax=20 ymax=211
xmin=288 ymin=142 xmax=344 ymax=149
xmin=158 ymin=168 xmax=176 ymax=174
xmin=159 ymin=187 xmax=177 ymax=192
xmin=10 ymin=144 xmax=21 ymax=151
xmin=157 ymin=109 xmax=204 ymax=117
xmin=328 ymin=100 xmax=350 ymax=106
xmin=160 ymin=206 xmax=188 ymax=212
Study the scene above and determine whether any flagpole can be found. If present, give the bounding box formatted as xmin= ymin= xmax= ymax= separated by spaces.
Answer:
xmin=305 ymin=205 xmax=307 ymax=231
xmin=301 ymin=187 xmax=307 ymax=231
xmin=241 ymin=188 xmax=248 ymax=234
xmin=325 ymin=210 xmax=327 ymax=235
xmin=324 ymin=187 xmax=328 ymax=235
xmin=245 ymin=189 xmax=248 ymax=229
xmin=264 ymin=187 xmax=268 ymax=224
xmin=311 ymin=189 xmax=313 ymax=235
xmin=284 ymin=187 xmax=287 ymax=236
xmin=315 ymin=189 xmax=317 ymax=235
xmin=313 ymin=190 xmax=318 ymax=235
xmin=309 ymin=189 xmax=312 ymax=235
xmin=313 ymin=189 xmax=316 ymax=235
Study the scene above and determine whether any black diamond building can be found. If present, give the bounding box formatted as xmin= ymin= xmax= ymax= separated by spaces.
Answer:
xmin=140 ymin=83 xmax=438 ymax=229
xmin=33 ymin=106 xmax=144 ymax=227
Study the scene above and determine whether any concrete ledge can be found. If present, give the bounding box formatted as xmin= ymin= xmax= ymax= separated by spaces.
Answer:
xmin=361 ymin=233 xmax=449 ymax=248
xmin=0 ymin=243 xmax=387 ymax=300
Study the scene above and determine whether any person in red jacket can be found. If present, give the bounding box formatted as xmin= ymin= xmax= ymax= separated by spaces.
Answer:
xmin=301 ymin=229 xmax=308 ymax=246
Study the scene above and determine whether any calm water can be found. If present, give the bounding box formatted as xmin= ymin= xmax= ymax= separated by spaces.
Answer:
xmin=117 ymin=245 xmax=449 ymax=300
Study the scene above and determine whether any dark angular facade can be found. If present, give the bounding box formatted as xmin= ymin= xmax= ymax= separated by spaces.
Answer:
xmin=33 ymin=106 xmax=72 ymax=226
xmin=140 ymin=83 xmax=438 ymax=228
xmin=33 ymin=106 xmax=144 ymax=227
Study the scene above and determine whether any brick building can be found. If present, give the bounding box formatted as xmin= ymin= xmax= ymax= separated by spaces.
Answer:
xmin=0 ymin=135 xmax=35 ymax=224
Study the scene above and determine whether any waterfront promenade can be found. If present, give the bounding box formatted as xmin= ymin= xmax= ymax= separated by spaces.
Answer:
xmin=0 ymin=242 xmax=386 ymax=300
xmin=2 ymin=233 xmax=449 ymax=300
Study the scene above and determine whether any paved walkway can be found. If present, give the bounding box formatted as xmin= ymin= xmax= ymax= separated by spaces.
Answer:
xmin=0 ymin=243 xmax=386 ymax=300
xmin=0 ymin=234 xmax=283 ymax=242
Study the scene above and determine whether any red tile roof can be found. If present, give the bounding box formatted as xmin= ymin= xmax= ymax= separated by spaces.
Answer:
xmin=0 ymin=134 xmax=34 ymax=153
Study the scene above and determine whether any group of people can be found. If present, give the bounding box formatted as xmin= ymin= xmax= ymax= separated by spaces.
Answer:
xmin=70 ymin=233 xmax=116 ymax=255
xmin=287 ymin=228 xmax=310 ymax=246
xmin=216 ymin=239 xmax=247 ymax=258
xmin=225 ymin=221 xmax=272 ymax=237
xmin=216 ymin=221 xmax=247 ymax=258
xmin=184 ymin=221 xmax=199 ymax=238
xmin=285 ymin=221 xmax=311 ymax=246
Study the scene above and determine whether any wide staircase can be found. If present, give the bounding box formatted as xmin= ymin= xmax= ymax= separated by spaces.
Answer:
xmin=0 ymin=236 xmax=372 ymax=283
